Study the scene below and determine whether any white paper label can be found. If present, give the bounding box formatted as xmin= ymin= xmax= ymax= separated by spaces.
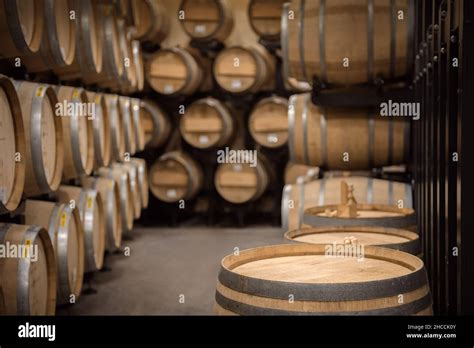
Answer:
xmin=195 ymin=24 xmax=206 ymax=33
xmin=164 ymin=85 xmax=174 ymax=94
xmin=233 ymin=164 xmax=242 ymax=172
xmin=199 ymin=135 xmax=209 ymax=144
xmin=167 ymin=189 xmax=177 ymax=198
xmin=267 ymin=134 xmax=279 ymax=144
xmin=231 ymin=80 xmax=242 ymax=89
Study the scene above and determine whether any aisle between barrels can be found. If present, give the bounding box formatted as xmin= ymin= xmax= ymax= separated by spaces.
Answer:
xmin=56 ymin=226 xmax=286 ymax=315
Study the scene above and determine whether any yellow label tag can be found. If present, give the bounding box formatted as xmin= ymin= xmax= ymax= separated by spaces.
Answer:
xmin=72 ymin=89 xmax=79 ymax=98
xmin=87 ymin=197 xmax=93 ymax=209
xmin=60 ymin=212 xmax=67 ymax=228
xmin=24 ymin=239 xmax=32 ymax=258
xmin=95 ymin=95 xmax=100 ymax=103
xmin=36 ymin=86 xmax=44 ymax=97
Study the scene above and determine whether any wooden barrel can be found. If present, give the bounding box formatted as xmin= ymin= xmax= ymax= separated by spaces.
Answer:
xmin=248 ymin=96 xmax=288 ymax=148
xmin=132 ymin=40 xmax=145 ymax=92
xmin=0 ymin=223 xmax=57 ymax=315
xmin=213 ymin=46 xmax=272 ymax=94
xmin=24 ymin=200 xmax=85 ymax=305
xmin=117 ymin=21 xmax=136 ymax=93
xmin=98 ymin=166 xmax=134 ymax=234
xmin=0 ymin=75 xmax=25 ymax=212
xmin=304 ymin=203 xmax=416 ymax=232
xmin=248 ymin=0 xmax=286 ymax=40
xmin=288 ymin=93 xmax=410 ymax=170
xmin=282 ymin=0 xmax=414 ymax=87
xmin=149 ymin=151 xmax=203 ymax=203
xmin=114 ymin=162 xmax=141 ymax=220
xmin=130 ymin=98 xmax=145 ymax=152
xmin=146 ymin=47 xmax=203 ymax=96
xmin=86 ymin=92 xmax=111 ymax=168
xmin=215 ymin=160 xmax=269 ymax=204
xmin=178 ymin=0 xmax=233 ymax=42
xmin=13 ymin=80 xmax=63 ymax=197
xmin=82 ymin=176 xmax=122 ymax=252
xmin=56 ymin=86 xmax=94 ymax=180
xmin=56 ymin=185 xmax=106 ymax=273
xmin=282 ymin=176 xmax=413 ymax=230
xmin=140 ymin=99 xmax=171 ymax=149
xmin=21 ymin=0 xmax=77 ymax=73
xmin=285 ymin=225 xmax=420 ymax=256
xmin=88 ymin=4 xmax=123 ymax=88
xmin=55 ymin=0 xmax=103 ymax=82
xmin=284 ymin=163 xmax=319 ymax=185
xmin=179 ymin=97 xmax=234 ymax=149
xmin=131 ymin=158 xmax=149 ymax=210
xmin=215 ymin=243 xmax=432 ymax=315
xmin=131 ymin=0 xmax=169 ymax=44
xmin=0 ymin=0 xmax=44 ymax=58
xmin=103 ymin=94 xmax=126 ymax=161
xmin=118 ymin=96 xmax=137 ymax=155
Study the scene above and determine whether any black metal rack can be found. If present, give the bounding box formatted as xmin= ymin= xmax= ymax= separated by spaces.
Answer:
xmin=413 ymin=0 xmax=474 ymax=315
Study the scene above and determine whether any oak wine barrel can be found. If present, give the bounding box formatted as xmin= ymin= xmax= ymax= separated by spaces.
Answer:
xmin=130 ymin=158 xmax=149 ymax=210
xmin=283 ymin=162 xmax=319 ymax=185
xmin=119 ymin=96 xmax=137 ymax=155
xmin=130 ymin=98 xmax=146 ymax=152
xmin=131 ymin=0 xmax=169 ymax=44
xmin=213 ymin=46 xmax=272 ymax=94
xmin=56 ymin=185 xmax=106 ymax=273
xmin=55 ymin=0 xmax=103 ymax=82
xmin=248 ymin=0 xmax=286 ymax=40
xmin=215 ymin=243 xmax=432 ymax=315
xmin=82 ymin=176 xmax=122 ymax=252
xmin=282 ymin=175 xmax=413 ymax=230
xmin=304 ymin=203 xmax=416 ymax=231
xmin=104 ymin=94 xmax=126 ymax=162
xmin=24 ymin=200 xmax=85 ymax=305
xmin=88 ymin=4 xmax=124 ymax=88
xmin=140 ymin=99 xmax=171 ymax=149
xmin=98 ymin=166 xmax=134 ymax=234
xmin=0 ymin=0 xmax=44 ymax=58
xmin=0 ymin=223 xmax=57 ymax=315
xmin=0 ymin=75 xmax=25 ymax=212
xmin=146 ymin=47 xmax=203 ymax=96
xmin=248 ymin=96 xmax=288 ymax=148
xmin=117 ymin=21 xmax=137 ymax=93
xmin=179 ymin=0 xmax=233 ymax=42
xmin=132 ymin=40 xmax=145 ymax=92
xmin=215 ymin=158 xmax=270 ymax=204
xmin=179 ymin=97 xmax=234 ymax=149
xmin=149 ymin=151 xmax=203 ymax=203
xmin=14 ymin=80 xmax=63 ymax=197
xmin=113 ymin=162 xmax=141 ymax=220
xmin=282 ymin=0 xmax=414 ymax=87
xmin=56 ymin=86 xmax=94 ymax=180
xmin=86 ymin=92 xmax=111 ymax=168
xmin=288 ymin=93 xmax=410 ymax=170
xmin=285 ymin=225 xmax=420 ymax=256
xmin=21 ymin=0 xmax=77 ymax=73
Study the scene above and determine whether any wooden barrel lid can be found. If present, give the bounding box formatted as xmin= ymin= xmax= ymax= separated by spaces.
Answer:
xmin=179 ymin=0 xmax=231 ymax=40
xmin=103 ymin=94 xmax=125 ymax=161
xmin=249 ymin=96 xmax=288 ymax=148
xmin=248 ymin=0 xmax=286 ymax=39
xmin=285 ymin=225 xmax=420 ymax=255
xmin=149 ymin=153 xmax=193 ymax=202
xmin=87 ymin=92 xmax=111 ymax=167
xmin=214 ymin=47 xmax=261 ymax=93
xmin=215 ymin=162 xmax=265 ymax=204
xmin=53 ymin=0 xmax=76 ymax=65
xmin=147 ymin=49 xmax=192 ymax=95
xmin=180 ymin=98 xmax=233 ymax=149
xmin=16 ymin=0 xmax=42 ymax=50
xmin=216 ymin=243 xmax=431 ymax=315
xmin=0 ymin=76 xmax=25 ymax=212
xmin=303 ymin=204 xmax=417 ymax=229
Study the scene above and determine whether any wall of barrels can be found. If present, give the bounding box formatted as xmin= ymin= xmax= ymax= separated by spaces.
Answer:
xmin=0 ymin=0 xmax=471 ymax=318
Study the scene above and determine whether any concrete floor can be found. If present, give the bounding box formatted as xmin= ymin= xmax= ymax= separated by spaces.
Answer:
xmin=58 ymin=226 xmax=286 ymax=315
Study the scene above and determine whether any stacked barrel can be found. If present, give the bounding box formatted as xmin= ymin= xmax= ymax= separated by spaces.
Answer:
xmin=0 ymin=0 xmax=157 ymax=315
xmin=215 ymin=0 xmax=432 ymax=316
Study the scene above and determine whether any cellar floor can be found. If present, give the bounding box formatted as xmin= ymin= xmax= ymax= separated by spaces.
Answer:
xmin=57 ymin=225 xmax=286 ymax=315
